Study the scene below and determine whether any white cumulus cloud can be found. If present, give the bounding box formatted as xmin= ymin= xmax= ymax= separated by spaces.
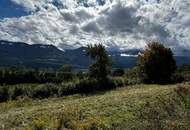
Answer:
xmin=0 ymin=0 xmax=189 ymax=54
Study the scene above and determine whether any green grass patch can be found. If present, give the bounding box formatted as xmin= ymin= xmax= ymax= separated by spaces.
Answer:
xmin=0 ymin=83 xmax=190 ymax=130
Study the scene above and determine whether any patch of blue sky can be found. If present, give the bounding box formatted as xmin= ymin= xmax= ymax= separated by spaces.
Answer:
xmin=0 ymin=0 xmax=30 ymax=19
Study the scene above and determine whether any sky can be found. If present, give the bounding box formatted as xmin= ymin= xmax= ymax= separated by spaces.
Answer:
xmin=0 ymin=0 xmax=190 ymax=54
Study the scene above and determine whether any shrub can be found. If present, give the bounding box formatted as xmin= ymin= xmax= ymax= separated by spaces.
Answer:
xmin=76 ymin=71 xmax=87 ymax=80
xmin=138 ymin=42 xmax=176 ymax=84
xmin=58 ymin=78 xmax=122 ymax=96
xmin=176 ymin=64 xmax=190 ymax=82
xmin=112 ymin=68 xmax=125 ymax=77
xmin=125 ymin=67 xmax=140 ymax=78
xmin=76 ymin=78 xmax=99 ymax=93
xmin=58 ymin=82 xmax=78 ymax=96
xmin=111 ymin=77 xmax=126 ymax=87
xmin=31 ymin=84 xmax=51 ymax=98
xmin=0 ymin=87 xmax=9 ymax=102
xmin=59 ymin=64 xmax=73 ymax=73
xmin=58 ymin=79 xmax=99 ymax=95
xmin=10 ymin=86 xmax=25 ymax=100
xmin=171 ymin=73 xmax=184 ymax=83
xmin=56 ymin=72 xmax=75 ymax=82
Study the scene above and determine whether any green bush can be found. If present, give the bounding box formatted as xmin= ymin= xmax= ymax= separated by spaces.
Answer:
xmin=10 ymin=86 xmax=26 ymax=100
xmin=125 ymin=67 xmax=140 ymax=79
xmin=111 ymin=77 xmax=142 ymax=86
xmin=171 ymin=73 xmax=184 ymax=83
xmin=0 ymin=77 xmax=136 ymax=102
xmin=111 ymin=77 xmax=125 ymax=87
xmin=31 ymin=84 xmax=57 ymax=99
xmin=76 ymin=78 xmax=99 ymax=93
xmin=56 ymin=72 xmax=76 ymax=82
xmin=0 ymin=87 xmax=9 ymax=102
xmin=58 ymin=78 xmax=121 ymax=96
xmin=112 ymin=68 xmax=125 ymax=77
xmin=58 ymin=82 xmax=78 ymax=96
xmin=58 ymin=79 xmax=98 ymax=95
xmin=176 ymin=64 xmax=190 ymax=82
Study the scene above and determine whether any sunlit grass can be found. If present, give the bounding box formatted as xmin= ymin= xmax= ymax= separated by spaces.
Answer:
xmin=0 ymin=82 xmax=190 ymax=129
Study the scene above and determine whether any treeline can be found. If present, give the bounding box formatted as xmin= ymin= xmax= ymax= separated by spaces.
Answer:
xmin=0 ymin=67 xmax=87 ymax=85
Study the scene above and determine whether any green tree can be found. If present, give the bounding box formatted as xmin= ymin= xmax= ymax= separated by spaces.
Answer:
xmin=87 ymin=44 xmax=112 ymax=80
xmin=138 ymin=42 xmax=176 ymax=84
xmin=59 ymin=64 xmax=73 ymax=73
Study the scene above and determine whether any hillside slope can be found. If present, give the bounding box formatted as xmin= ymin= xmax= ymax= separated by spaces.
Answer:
xmin=0 ymin=40 xmax=138 ymax=69
xmin=0 ymin=40 xmax=68 ymax=68
xmin=0 ymin=83 xmax=189 ymax=129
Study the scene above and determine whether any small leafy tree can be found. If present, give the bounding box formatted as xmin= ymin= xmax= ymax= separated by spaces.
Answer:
xmin=87 ymin=44 xmax=112 ymax=80
xmin=138 ymin=42 xmax=176 ymax=84
xmin=58 ymin=64 xmax=74 ymax=81
xmin=112 ymin=68 xmax=125 ymax=77
xmin=59 ymin=64 xmax=73 ymax=73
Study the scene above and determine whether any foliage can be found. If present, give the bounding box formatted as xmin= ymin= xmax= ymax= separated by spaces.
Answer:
xmin=0 ymin=67 xmax=77 ymax=85
xmin=0 ymin=77 xmax=132 ymax=102
xmin=58 ymin=78 xmax=117 ymax=96
xmin=59 ymin=64 xmax=73 ymax=73
xmin=31 ymin=84 xmax=58 ymax=99
xmin=0 ymin=87 xmax=9 ymax=102
xmin=176 ymin=64 xmax=190 ymax=81
xmin=10 ymin=86 xmax=25 ymax=100
xmin=138 ymin=42 xmax=176 ymax=84
xmin=76 ymin=71 xmax=87 ymax=80
xmin=112 ymin=68 xmax=125 ymax=77
xmin=125 ymin=67 xmax=140 ymax=78
xmin=87 ymin=44 xmax=112 ymax=80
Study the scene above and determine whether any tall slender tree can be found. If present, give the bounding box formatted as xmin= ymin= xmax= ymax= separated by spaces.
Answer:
xmin=87 ymin=44 xmax=112 ymax=80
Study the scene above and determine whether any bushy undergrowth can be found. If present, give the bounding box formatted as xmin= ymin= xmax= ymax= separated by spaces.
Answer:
xmin=0 ymin=77 xmax=137 ymax=102
xmin=176 ymin=64 xmax=190 ymax=82
xmin=30 ymin=84 xmax=59 ymax=99
xmin=0 ymin=87 xmax=9 ymax=102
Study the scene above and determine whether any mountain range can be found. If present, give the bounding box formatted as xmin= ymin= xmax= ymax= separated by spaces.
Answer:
xmin=0 ymin=40 xmax=190 ymax=69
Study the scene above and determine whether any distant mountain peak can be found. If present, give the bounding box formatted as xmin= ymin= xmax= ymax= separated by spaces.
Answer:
xmin=0 ymin=40 xmax=190 ymax=69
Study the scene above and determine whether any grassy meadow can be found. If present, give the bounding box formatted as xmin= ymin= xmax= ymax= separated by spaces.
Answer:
xmin=0 ymin=82 xmax=189 ymax=130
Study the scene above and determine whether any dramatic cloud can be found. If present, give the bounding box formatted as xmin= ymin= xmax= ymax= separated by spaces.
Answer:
xmin=0 ymin=0 xmax=190 ymax=53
